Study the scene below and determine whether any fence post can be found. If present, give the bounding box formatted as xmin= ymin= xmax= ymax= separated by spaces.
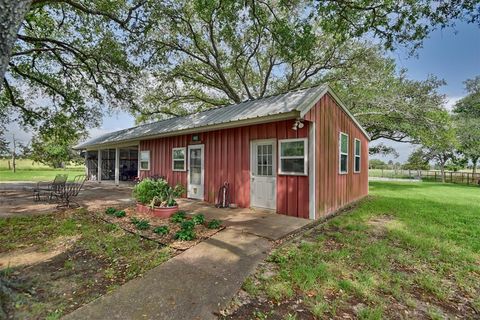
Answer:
xmin=435 ymin=171 xmax=437 ymax=182
xmin=467 ymin=173 xmax=470 ymax=185
xmin=450 ymin=172 xmax=453 ymax=183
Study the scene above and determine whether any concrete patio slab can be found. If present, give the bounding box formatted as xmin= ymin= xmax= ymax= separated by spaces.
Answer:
xmin=178 ymin=199 xmax=311 ymax=241
xmin=0 ymin=182 xmax=134 ymax=217
xmin=64 ymin=228 xmax=271 ymax=320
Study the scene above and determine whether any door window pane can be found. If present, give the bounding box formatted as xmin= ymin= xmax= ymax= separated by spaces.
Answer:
xmin=256 ymin=143 xmax=273 ymax=176
xmin=189 ymin=148 xmax=202 ymax=184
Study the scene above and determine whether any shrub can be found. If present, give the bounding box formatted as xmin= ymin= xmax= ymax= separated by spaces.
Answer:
xmin=181 ymin=220 xmax=195 ymax=231
xmin=192 ymin=214 xmax=205 ymax=225
xmin=174 ymin=229 xmax=196 ymax=241
xmin=130 ymin=217 xmax=150 ymax=230
xmin=207 ymin=219 xmax=222 ymax=229
xmin=105 ymin=207 xmax=117 ymax=215
xmin=114 ymin=210 xmax=126 ymax=218
xmin=153 ymin=225 xmax=169 ymax=235
xmin=170 ymin=211 xmax=187 ymax=223
xmin=130 ymin=217 xmax=139 ymax=224
xmin=132 ymin=178 xmax=185 ymax=207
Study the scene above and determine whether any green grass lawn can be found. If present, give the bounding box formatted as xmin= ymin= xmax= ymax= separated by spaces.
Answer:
xmin=227 ymin=182 xmax=480 ymax=319
xmin=0 ymin=209 xmax=171 ymax=319
xmin=0 ymin=159 xmax=84 ymax=182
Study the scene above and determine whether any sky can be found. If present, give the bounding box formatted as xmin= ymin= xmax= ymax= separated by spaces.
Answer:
xmin=374 ymin=21 xmax=480 ymax=162
xmin=4 ymin=21 xmax=480 ymax=162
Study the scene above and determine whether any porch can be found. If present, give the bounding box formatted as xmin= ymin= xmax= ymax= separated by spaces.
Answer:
xmin=177 ymin=198 xmax=311 ymax=240
xmin=84 ymin=145 xmax=139 ymax=185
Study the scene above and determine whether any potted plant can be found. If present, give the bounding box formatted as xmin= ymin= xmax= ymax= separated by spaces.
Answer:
xmin=132 ymin=177 xmax=185 ymax=218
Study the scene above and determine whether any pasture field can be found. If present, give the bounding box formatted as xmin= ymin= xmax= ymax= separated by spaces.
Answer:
xmin=227 ymin=181 xmax=480 ymax=319
xmin=0 ymin=159 xmax=83 ymax=182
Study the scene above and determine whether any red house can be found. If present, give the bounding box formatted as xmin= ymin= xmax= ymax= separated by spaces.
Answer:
xmin=78 ymin=85 xmax=369 ymax=220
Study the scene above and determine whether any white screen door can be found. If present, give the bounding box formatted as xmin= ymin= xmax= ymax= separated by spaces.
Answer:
xmin=250 ymin=140 xmax=276 ymax=209
xmin=187 ymin=144 xmax=204 ymax=199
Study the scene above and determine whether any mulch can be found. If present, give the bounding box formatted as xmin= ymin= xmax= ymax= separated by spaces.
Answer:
xmin=98 ymin=207 xmax=225 ymax=251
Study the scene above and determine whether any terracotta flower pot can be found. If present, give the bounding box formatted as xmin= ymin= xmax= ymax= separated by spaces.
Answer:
xmin=136 ymin=203 xmax=179 ymax=218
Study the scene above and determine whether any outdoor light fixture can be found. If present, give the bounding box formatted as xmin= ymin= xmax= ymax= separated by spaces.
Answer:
xmin=292 ymin=119 xmax=304 ymax=130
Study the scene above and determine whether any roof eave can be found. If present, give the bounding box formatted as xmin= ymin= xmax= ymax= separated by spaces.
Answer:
xmin=76 ymin=111 xmax=300 ymax=150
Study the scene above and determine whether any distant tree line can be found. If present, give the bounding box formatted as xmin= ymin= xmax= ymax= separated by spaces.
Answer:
xmin=370 ymin=75 xmax=480 ymax=183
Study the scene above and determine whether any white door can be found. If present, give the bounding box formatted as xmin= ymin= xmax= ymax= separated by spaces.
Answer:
xmin=188 ymin=145 xmax=204 ymax=199
xmin=251 ymin=140 xmax=276 ymax=210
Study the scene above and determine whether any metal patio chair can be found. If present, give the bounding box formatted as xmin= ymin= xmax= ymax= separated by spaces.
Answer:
xmin=33 ymin=174 xmax=68 ymax=202
xmin=53 ymin=175 xmax=87 ymax=208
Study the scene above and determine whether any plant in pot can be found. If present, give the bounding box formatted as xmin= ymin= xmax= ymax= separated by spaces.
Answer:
xmin=132 ymin=178 xmax=185 ymax=218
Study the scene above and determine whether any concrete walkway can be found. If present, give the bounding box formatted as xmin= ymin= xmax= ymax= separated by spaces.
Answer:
xmin=64 ymin=202 xmax=310 ymax=320
xmin=65 ymin=229 xmax=272 ymax=320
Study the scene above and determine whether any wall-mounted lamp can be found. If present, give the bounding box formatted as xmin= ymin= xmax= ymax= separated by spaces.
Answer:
xmin=292 ymin=119 xmax=304 ymax=131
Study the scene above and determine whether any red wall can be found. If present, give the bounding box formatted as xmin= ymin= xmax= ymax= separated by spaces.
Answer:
xmin=304 ymin=93 xmax=369 ymax=219
xmin=139 ymin=120 xmax=310 ymax=218
xmin=139 ymin=92 xmax=368 ymax=220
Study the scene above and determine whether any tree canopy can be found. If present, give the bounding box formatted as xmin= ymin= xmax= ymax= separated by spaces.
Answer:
xmin=0 ymin=134 xmax=9 ymax=157
xmin=0 ymin=0 xmax=479 ymax=159
xmin=328 ymin=48 xmax=449 ymax=143
xmin=1 ymin=0 xmax=145 ymax=137
xmin=454 ymin=76 xmax=480 ymax=173
xmin=135 ymin=0 xmax=458 ymax=147
xmin=403 ymin=149 xmax=430 ymax=171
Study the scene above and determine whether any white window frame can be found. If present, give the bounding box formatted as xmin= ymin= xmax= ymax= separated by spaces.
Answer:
xmin=278 ymin=138 xmax=308 ymax=176
xmin=139 ymin=150 xmax=150 ymax=171
xmin=339 ymin=132 xmax=348 ymax=174
xmin=354 ymin=138 xmax=361 ymax=173
xmin=172 ymin=147 xmax=186 ymax=172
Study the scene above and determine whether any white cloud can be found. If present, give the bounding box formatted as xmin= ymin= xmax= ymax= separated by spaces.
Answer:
xmin=445 ymin=96 xmax=462 ymax=111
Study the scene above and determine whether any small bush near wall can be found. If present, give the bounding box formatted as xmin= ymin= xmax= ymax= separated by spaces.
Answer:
xmin=132 ymin=178 xmax=185 ymax=208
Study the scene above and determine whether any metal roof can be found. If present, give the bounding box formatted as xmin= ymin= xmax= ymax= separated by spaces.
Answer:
xmin=76 ymin=84 xmax=369 ymax=149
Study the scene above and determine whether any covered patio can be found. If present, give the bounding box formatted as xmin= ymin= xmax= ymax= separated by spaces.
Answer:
xmin=84 ymin=145 xmax=139 ymax=185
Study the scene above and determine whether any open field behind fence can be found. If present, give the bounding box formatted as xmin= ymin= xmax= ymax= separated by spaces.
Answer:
xmin=0 ymin=159 xmax=84 ymax=182
xmin=369 ymin=169 xmax=480 ymax=185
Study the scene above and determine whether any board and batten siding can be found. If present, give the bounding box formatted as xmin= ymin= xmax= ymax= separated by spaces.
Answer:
xmin=139 ymin=120 xmax=310 ymax=219
xmin=304 ymin=93 xmax=369 ymax=219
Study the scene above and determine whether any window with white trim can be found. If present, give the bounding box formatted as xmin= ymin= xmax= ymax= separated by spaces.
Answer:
xmin=279 ymin=138 xmax=308 ymax=175
xmin=172 ymin=147 xmax=186 ymax=171
xmin=139 ymin=150 xmax=150 ymax=170
xmin=339 ymin=132 xmax=348 ymax=174
xmin=354 ymin=139 xmax=361 ymax=173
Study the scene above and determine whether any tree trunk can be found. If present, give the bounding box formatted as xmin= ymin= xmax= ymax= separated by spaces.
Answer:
xmin=440 ymin=163 xmax=445 ymax=183
xmin=0 ymin=0 xmax=31 ymax=86
xmin=11 ymin=135 xmax=16 ymax=173
xmin=473 ymin=157 xmax=478 ymax=175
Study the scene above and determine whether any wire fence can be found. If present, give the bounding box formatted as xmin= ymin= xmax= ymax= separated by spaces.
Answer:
xmin=369 ymin=169 xmax=480 ymax=185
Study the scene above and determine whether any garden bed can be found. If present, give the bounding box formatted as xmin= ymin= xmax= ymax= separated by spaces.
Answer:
xmin=99 ymin=207 xmax=224 ymax=251
xmin=0 ymin=210 xmax=172 ymax=319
